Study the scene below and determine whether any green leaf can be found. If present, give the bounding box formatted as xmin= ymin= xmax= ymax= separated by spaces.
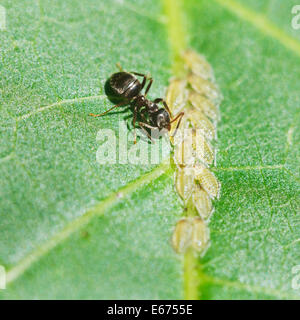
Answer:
xmin=0 ymin=0 xmax=299 ymax=299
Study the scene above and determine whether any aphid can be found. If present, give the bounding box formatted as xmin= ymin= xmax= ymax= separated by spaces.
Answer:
xmin=188 ymin=91 xmax=219 ymax=123
xmin=165 ymin=78 xmax=188 ymax=114
xmin=191 ymin=217 xmax=210 ymax=254
xmin=185 ymin=107 xmax=215 ymax=140
xmin=174 ymin=133 xmax=195 ymax=168
xmin=173 ymin=128 xmax=214 ymax=167
xmin=192 ymin=128 xmax=214 ymax=165
xmin=192 ymin=185 xmax=213 ymax=220
xmin=172 ymin=217 xmax=210 ymax=254
xmin=182 ymin=50 xmax=214 ymax=80
xmin=89 ymin=68 xmax=184 ymax=143
xmin=187 ymin=74 xmax=220 ymax=103
xmin=175 ymin=167 xmax=195 ymax=201
xmin=194 ymin=164 xmax=220 ymax=199
xmin=172 ymin=218 xmax=193 ymax=254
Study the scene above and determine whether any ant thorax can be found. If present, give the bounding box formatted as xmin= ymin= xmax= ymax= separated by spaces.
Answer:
xmin=133 ymin=95 xmax=146 ymax=106
xmin=134 ymin=95 xmax=159 ymax=113
xmin=146 ymin=101 xmax=159 ymax=113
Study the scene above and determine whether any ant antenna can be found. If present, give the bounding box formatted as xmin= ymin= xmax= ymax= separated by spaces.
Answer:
xmin=116 ymin=63 xmax=123 ymax=71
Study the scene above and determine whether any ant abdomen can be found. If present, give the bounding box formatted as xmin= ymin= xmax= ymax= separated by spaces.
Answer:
xmin=105 ymin=72 xmax=142 ymax=103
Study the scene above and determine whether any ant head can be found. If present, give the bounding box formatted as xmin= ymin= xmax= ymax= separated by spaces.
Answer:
xmin=155 ymin=109 xmax=171 ymax=131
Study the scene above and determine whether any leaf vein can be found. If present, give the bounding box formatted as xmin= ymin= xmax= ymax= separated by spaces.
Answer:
xmin=213 ymin=164 xmax=284 ymax=172
xmin=5 ymin=162 xmax=169 ymax=285
xmin=16 ymin=95 xmax=106 ymax=121
xmin=201 ymin=274 xmax=300 ymax=300
xmin=214 ymin=0 xmax=300 ymax=58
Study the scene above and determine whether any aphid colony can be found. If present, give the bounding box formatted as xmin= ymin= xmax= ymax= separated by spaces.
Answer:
xmin=167 ymin=50 xmax=222 ymax=255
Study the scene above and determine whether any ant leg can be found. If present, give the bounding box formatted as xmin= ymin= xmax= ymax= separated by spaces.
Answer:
xmin=132 ymin=106 xmax=139 ymax=144
xmin=170 ymin=112 xmax=184 ymax=138
xmin=140 ymin=76 xmax=147 ymax=90
xmin=89 ymin=101 xmax=126 ymax=117
xmin=139 ymin=122 xmax=157 ymax=130
xmin=131 ymin=72 xmax=147 ymax=77
xmin=144 ymin=78 xmax=153 ymax=96
xmin=130 ymin=72 xmax=151 ymax=92
xmin=154 ymin=98 xmax=173 ymax=118
xmin=138 ymin=122 xmax=156 ymax=143
xmin=140 ymin=109 xmax=147 ymax=122
xmin=170 ymin=111 xmax=184 ymax=124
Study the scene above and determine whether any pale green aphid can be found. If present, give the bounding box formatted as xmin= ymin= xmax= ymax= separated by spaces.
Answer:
xmin=172 ymin=218 xmax=193 ymax=254
xmin=194 ymin=164 xmax=220 ymax=199
xmin=174 ymin=127 xmax=214 ymax=167
xmin=172 ymin=217 xmax=210 ymax=255
xmin=166 ymin=78 xmax=188 ymax=114
xmin=192 ymin=185 xmax=213 ymax=220
xmin=174 ymin=130 xmax=195 ymax=167
xmin=185 ymin=106 xmax=215 ymax=140
xmin=192 ymin=128 xmax=214 ymax=165
xmin=188 ymin=91 xmax=220 ymax=123
xmin=182 ymin=49 xmax=214 ymax=81
xmin=188 ymin=74 xmax=220 ymax=103
xmin=175 ymin=167 xmax=195 ymax=201
xmin=192 ymin=217 xmax=210 ymax=254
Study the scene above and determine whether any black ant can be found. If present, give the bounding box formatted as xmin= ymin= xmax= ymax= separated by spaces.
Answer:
xmin=89 ymin=66 xmax=184 ymax=143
